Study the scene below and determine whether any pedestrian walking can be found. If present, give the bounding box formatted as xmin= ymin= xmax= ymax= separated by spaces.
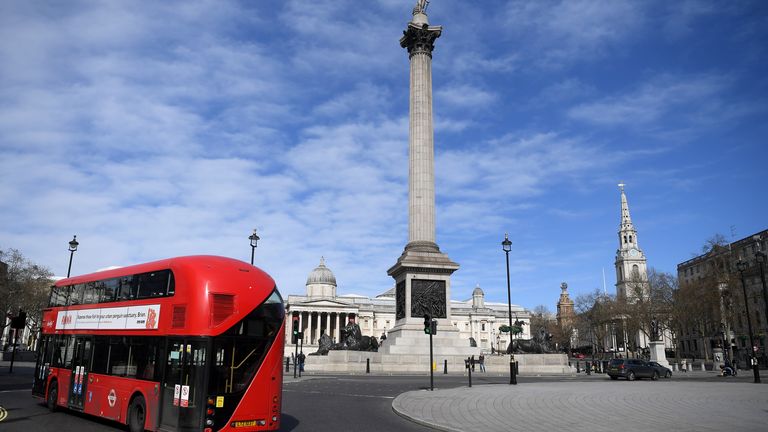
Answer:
xmin=479 ymin=354 xmax=486 ymax=372
xmin=298 ymin=351 xmax=306 ymax=372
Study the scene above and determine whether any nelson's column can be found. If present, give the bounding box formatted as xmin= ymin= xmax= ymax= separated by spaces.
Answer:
xmin=382 ymin=1 xmax=471 ymax=355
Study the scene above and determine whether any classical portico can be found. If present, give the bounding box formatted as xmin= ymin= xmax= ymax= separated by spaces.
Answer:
xmin=290 ymin=308 xmax=357 ymax=346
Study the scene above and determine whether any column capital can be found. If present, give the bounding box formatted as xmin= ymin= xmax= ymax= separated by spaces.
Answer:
xmin=400 ymin=22 xmax=442 ymax=58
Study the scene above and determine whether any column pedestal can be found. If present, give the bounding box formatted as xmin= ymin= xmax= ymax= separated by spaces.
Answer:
xmin=649 ymin=341 xmax=669 ymax=368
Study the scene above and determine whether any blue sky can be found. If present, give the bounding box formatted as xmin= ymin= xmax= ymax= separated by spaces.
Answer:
xmin=1 ymin=0 xmax=766 ymax=312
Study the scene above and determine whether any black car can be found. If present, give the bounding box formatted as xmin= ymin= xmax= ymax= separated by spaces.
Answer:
xmin=606 ymin=358 xmax=659 ymax=381
xmin=647 ymin=361 xmax=672 ymax=378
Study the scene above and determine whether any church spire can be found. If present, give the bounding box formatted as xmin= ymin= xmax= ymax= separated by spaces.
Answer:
xmin=619 ymin=182 xmax=634 ymax=231
xmin=618 ymin=182 xmax=638 ymax=249
xmin=614 ymin=183 xmax=648 ymax=302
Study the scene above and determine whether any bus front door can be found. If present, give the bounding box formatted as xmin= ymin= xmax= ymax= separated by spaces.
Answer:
xmin=160 ymin=339 xmax=207 ymax=431
xmin=67 ymin=337 xmax=92 ymax=411
xmin=32 ymin=336 xmax=52 ymax=397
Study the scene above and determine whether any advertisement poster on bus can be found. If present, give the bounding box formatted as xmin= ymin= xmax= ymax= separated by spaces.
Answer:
xmin=55 ymin=305 xmax=161 ymax=330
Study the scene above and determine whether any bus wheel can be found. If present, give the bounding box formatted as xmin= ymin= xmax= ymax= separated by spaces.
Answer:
xmin=128 ymin=395 xmax=146 ymax=432
xmin=46 ymin=381 xmax=58 ymax=412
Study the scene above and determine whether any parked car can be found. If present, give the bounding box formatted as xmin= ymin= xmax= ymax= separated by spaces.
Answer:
xmin=647 ymin=361 xmax=672 ymax=378
xmin=606 ymin=358 xmax=659 ymax=381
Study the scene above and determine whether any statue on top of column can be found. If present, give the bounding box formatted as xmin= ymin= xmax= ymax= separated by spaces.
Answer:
xmin=413 ymin=0 xmax=430 ymax=15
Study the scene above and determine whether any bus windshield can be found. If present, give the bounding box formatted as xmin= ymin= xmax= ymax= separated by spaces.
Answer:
xmin=208 ymin=289 xmax=284 ymax=430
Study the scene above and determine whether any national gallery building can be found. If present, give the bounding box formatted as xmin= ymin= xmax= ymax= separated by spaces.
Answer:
xmin=283 ymin=258 xmax=532 ymax=356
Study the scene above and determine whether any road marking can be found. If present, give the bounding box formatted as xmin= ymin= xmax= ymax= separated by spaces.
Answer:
xmin=283 ymin=389 xmax=394 ymax=399
xmin=0 ymin=389 xmax=29 ymax=393
xmin=0 ymin=406 xmax=7 ymax=422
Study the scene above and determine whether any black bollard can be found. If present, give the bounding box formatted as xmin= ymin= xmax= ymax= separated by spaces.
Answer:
xmin=586 ymin=360 xmax=591 ymax=375
xmin=444 ymin=359 xmax=448 ymax=374
xmin=510 ymin=356 xmax=517 ymax=385
xmin=366 ymin=358 xmax=370 ymax=374
xmin=576 ymin=361 xmax=581 ymax=373
xmin=285 ymin=357 xmax=290 ymax=372
xmin=466 ymin=357 xmax=472 ymax=387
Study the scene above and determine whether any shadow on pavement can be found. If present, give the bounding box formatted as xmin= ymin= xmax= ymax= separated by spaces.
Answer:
xmin=279 ymin=414 xmax=300 ymax=431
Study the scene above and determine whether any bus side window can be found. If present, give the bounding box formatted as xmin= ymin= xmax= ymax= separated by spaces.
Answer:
xmin=91 ymin=337 xmax=109 ymax=374
xmin=69 ymin=284 xmax=85 ymax=306
xmin=62 ymin=336 xmax=75 ymax=368
xmin=108 ymin=338 xmax=130 ymax=376
xmin=137 ymin=270 xmax=171 ymax=299
xmin=49 ymin=286 xmax=69 ymax=307
xmin=41 ymin=335 xmax=55 ymax=364
xmin=117 ymin=276 xmax=137 ymax=301
xmin=102 ymin=278 xmax=118 ymax=303
xmin=83 ymin=282 xmax=99 ymax=304
xmin=132 ymin=338 xmax=159 ymax=380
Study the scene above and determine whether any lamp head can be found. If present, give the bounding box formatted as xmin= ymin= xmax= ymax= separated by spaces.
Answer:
xmin=502 ymin=233 xmax=512 ymax=252
xmin=249 ymin=229 xmax=260 ymax=248
xmin=68 ymin=235 xmax=79 ymax=252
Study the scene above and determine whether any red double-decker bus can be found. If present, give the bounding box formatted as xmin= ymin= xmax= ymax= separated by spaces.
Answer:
xmin=32 ymin=255 xmax=285 ymax=432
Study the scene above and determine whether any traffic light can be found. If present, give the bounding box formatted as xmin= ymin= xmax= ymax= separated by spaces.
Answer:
xmin=11 ymin=310 xmax=26 ymax=330
xmin=424 ymin=314 xmax=431 ymax=334
xmin=291 ymin=318 xmax=300 ymax=344
xmin=430 ymin=319 xmax=437 ymax=336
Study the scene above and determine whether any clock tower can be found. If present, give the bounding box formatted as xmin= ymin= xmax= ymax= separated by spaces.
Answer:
xmin=614 ymin=183 xmax=648 ymax=301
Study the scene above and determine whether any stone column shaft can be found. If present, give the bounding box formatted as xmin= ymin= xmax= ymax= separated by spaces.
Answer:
xmin=409 ymin=50 xmax=436 ymax=246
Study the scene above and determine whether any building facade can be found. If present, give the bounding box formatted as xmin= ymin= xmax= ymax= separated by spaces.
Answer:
xmin=284 ymin=258 xmax=531 ymax=357
xmin=556 ymin=282 xmax=575 ymax=326
xmin=676 ymin=230 xmax=768 ymax=366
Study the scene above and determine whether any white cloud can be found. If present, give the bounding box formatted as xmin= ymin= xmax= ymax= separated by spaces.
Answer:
xmin=502 ymin=0 xmax=644 ymax=66
xmin=567 ymin=74 xmax=731 ymax=128
xmin=436 ymin=84 xmax=497 ymax=108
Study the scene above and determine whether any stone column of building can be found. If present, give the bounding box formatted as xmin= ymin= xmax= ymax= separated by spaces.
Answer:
xmin=335 ymin=313 xmax=340 ymax=341
xmin=324 ymin=312 xmax=330 ymax=337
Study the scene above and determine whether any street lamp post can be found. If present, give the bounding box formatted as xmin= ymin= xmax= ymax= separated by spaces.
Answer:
xmin=501 ymin=233 xmax=516 ymax=385
xmin=736 ymin=259 xmax=761 ymax=383
xmin=496 ymin=335 xmax=500 ymax=356
xmin=67 ymin=235 xmax=79 ymax=278
xmin=249 ymin=229 xmax=260 ymax=265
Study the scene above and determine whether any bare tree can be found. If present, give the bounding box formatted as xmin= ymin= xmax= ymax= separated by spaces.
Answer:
xmin=1 ymin=248 xmax=53 ymax=348
xmin=529 ymin=305 xmax=553 ymax=341
xmin=574 ymin=289 xmax=616 ymax=357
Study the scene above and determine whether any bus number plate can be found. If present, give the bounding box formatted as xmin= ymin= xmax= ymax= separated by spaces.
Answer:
xmin=232 ymin=420 xmax=257 ymax=427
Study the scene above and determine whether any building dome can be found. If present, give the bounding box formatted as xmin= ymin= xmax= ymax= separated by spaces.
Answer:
xmin=306 ymin=257 xmax=337 ymax=286
xmin=472 ymin=284 xmax=485 ymax=309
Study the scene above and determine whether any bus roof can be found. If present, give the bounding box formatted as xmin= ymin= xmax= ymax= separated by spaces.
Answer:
xmin=56 ymin=255 xmax=269 ymax=287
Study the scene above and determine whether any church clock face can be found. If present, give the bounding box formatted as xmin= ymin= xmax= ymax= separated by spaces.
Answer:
xmin=629 ymin=248 xmax=638 ymax=257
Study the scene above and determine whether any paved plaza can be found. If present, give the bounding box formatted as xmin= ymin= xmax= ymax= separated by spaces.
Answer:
xmin=393 ymin=377 xmax=768 ymax=432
